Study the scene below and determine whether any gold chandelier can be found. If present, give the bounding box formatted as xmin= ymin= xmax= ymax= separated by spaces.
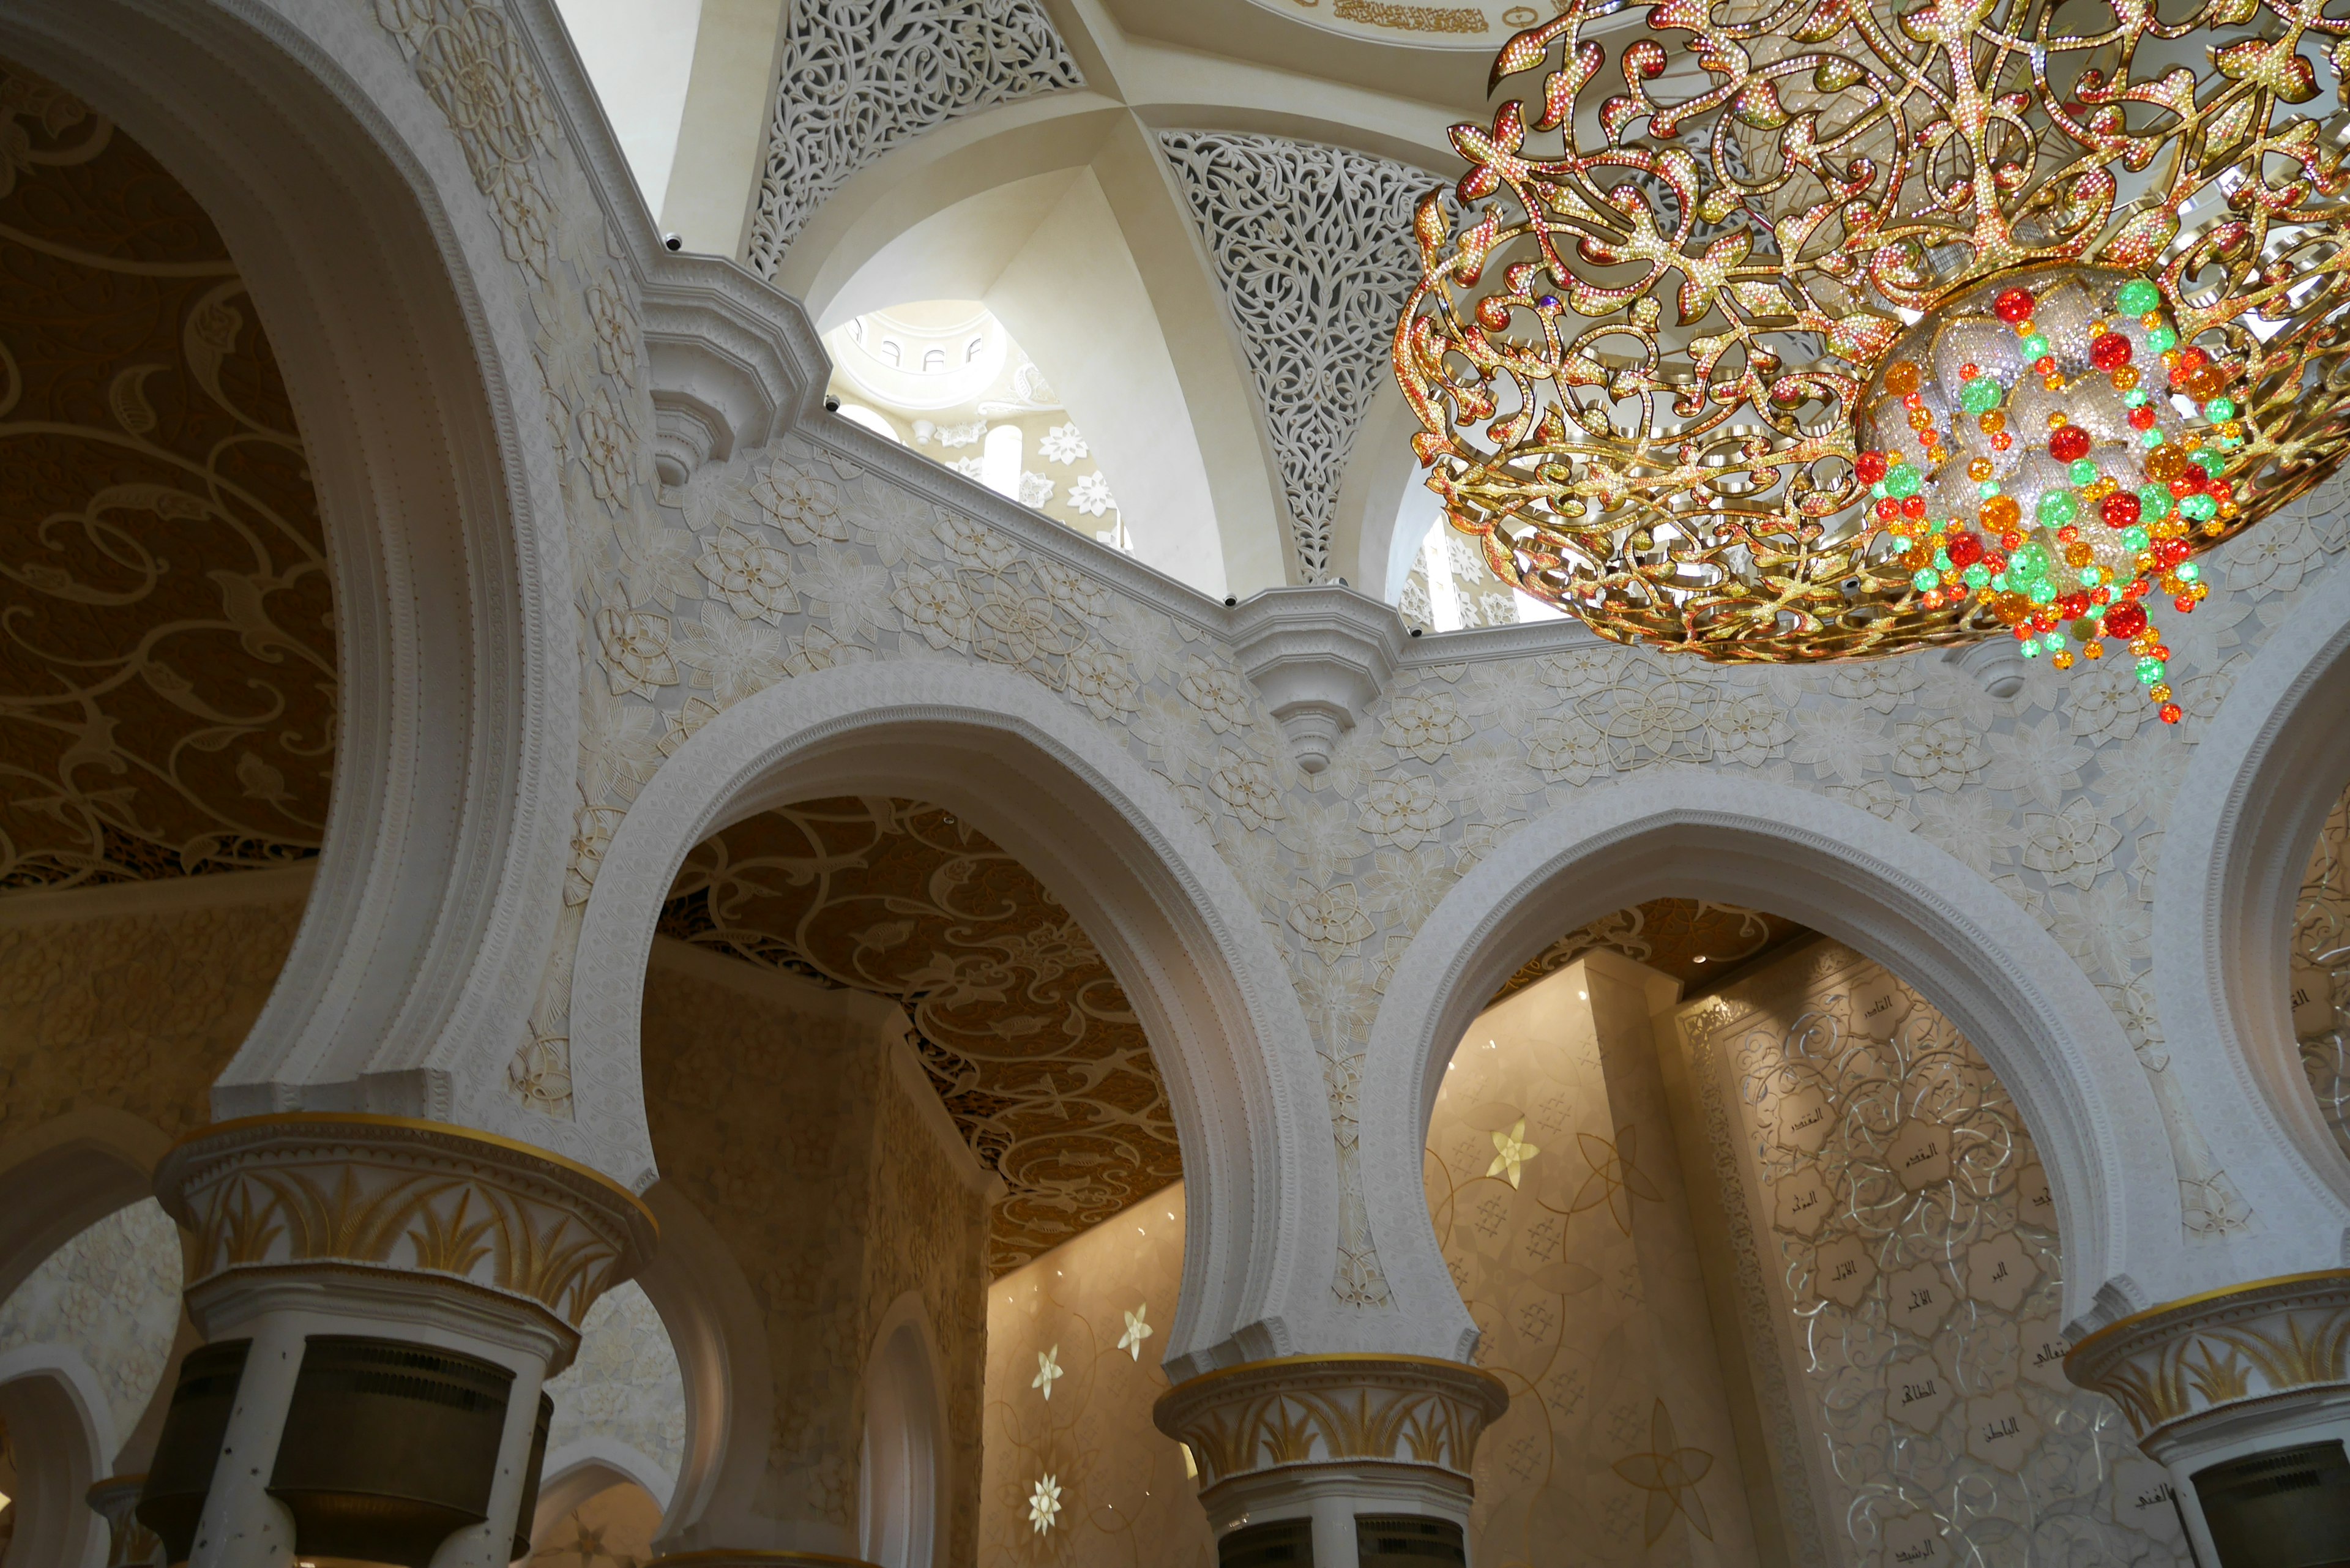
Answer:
xmin=1395 ymin=0 xmax=2350 ymax=720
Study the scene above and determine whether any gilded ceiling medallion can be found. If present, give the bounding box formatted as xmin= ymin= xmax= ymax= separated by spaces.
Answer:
xmin=0 ymin=61 xmax=333 ymax=888
xmin=1397 ymin=0 xmax=2350 ymax=718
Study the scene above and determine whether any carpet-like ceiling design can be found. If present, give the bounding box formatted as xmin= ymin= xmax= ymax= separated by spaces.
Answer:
xmin=0 ymin=60 xmax=332 ymax=890
xmin=660 ymin=798 xmax=1179 ymax=1273
xmin=1498 ymin=899 xmax=1813 ymax=1001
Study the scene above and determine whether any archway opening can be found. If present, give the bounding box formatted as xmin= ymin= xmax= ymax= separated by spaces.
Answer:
xmin=2290 ymin=777 xmax=2350 ymax=1161
xmin=524 ymin=1474 xmax=664 ymax=1567
xmin=0 ymin=1195 xmax=182 ymax=1566
xmin=861 ymin=1314 xmax=942 ymax=1568
xmin=1424 ymin=902 xmax=2191 ymax=1565
xmin=826 ymin=301 xmax=1133 ymax=554
xmin=629 ymin=787 xmax=1195 ymax=1557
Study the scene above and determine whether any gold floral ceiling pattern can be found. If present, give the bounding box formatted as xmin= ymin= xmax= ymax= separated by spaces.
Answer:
xmin=659 ymin=799 xmax=1178 ymax=1272
xmin=0 ymin=61 xmax=332 ymax=890
xmin=1499 ymin=899 xmax=1813 ymax=1001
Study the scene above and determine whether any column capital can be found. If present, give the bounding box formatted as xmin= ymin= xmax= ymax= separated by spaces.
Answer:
xmin=155 ymin=1113 xmax=658 ymax=1346
xmin=2065 ymin=1269 xmax=2350 ymax=1451
xmin=1152 ymin=1353 xmax=1509 ymax=1504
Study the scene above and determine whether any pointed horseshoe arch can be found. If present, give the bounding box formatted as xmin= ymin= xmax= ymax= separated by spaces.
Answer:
xmin=568 ymin=660 xmax=1331 ymax=1375
xmin=1356 ymin=772 xmax=2179 ymax=1356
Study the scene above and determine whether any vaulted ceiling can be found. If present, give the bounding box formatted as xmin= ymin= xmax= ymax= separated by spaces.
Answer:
xmin=0 ymin=58 xmax=332 ymax=891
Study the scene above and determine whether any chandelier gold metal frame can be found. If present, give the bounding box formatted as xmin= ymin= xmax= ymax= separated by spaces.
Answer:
xmin=1395 ymin=0 xmax=2350 ymax=711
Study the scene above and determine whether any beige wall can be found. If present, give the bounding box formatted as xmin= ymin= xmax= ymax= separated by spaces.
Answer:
xmin=1666 ymin=939 xmax=2190 ymax=1566
xmin=0 ymin=873 xmax=307 ymax=1142
xmin=978 ymin=1182 xmax=1206 ymax=1568
xmin=641 ymin=944 xmax=990 ymax=1559
xmin=2294 ymin=776 xmax=2350 ymax=1158
xmin=1427 ymin=954 xmax=1762 ymax=1567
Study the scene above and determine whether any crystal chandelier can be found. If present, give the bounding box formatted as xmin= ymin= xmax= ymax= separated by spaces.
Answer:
xmin=1395 ymin=0 xmax=2350 ymax=720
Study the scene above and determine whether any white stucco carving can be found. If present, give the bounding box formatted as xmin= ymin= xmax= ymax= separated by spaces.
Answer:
xmin=742 ymin=0 xmax=1084 ymax=277
xmin=1157 ymin=131 xmax=1439 ymax=583
xmin=24 ymin=0 xmax=2350 ymax=1381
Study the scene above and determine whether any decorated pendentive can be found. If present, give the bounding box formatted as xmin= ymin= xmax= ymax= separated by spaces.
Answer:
xmin=1393 ymin=0 xmax=2350 ymax=715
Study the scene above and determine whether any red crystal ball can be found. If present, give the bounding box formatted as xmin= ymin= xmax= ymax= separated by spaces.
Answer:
xmin=2100 ymin=493 xmax=2141 ymax=529
xmin=1947 ymin=531 xmax=1983 ymax=567
xmin=2048 ymin=426 xmax=2091 ymax=462
xmin=1856 ymin=450 xmax=1888 ymax=485
xmin=2104 ymin=601 xmax=2149 ymax=638
xmin=1994 ymin=287 xmax=2037 ymax=324
xmin=2089 ymin=332 xmax=2132 ymax=370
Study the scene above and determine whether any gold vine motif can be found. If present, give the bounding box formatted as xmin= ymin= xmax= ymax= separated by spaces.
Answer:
xmin=0 ymin=61 xmax=334 ymax=887
xmin=1396 ymin=0 xmax=2350 ymax=660
xmin=1330 ymin=0 xmax=1491 ymax=32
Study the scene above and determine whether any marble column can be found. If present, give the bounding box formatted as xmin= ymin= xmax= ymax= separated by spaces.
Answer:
xmin=2067 ymin=1269 xmax=2350 ymax=1564
xmin=1153 ymin=1354 xmax=1510 ymax=1567
xmin=137 ymin=1114 xmax=656 ymax=1568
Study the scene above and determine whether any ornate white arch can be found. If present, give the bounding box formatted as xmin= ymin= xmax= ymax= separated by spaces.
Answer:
xmin=1355 ymin=772 xmax=2180 ymax=1357
xmin=0 ymin=1109 xmax=169 ymax=1309
xmin=2154 ymin=504 xmax=2350 ymax=1273
xmin=860 ymin=1290 xmax=949 ymax=1568
xmin=0 ymin=0 xmax=579 ymax=1120
xmin=569 ymin=660 xmax=1332 ymax=1376
xmin=0 ymin=1350 xmax=113 ymax=1568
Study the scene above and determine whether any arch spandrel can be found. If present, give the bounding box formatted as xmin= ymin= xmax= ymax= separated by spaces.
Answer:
xmin=1357 ymin=774 xmax=2192 ymax=1354
xmin=568 ymin=659 xmax=1334 ymax=1377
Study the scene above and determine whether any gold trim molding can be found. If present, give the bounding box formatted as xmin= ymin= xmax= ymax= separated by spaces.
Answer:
xmin=2065 ymin=1270 xmax=2350 ymax=1444
xmin=155 ymin=1114 xmax=658 ymax=1332
xmin=1152 ymin=1353 xmax=1511 ymax=1493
